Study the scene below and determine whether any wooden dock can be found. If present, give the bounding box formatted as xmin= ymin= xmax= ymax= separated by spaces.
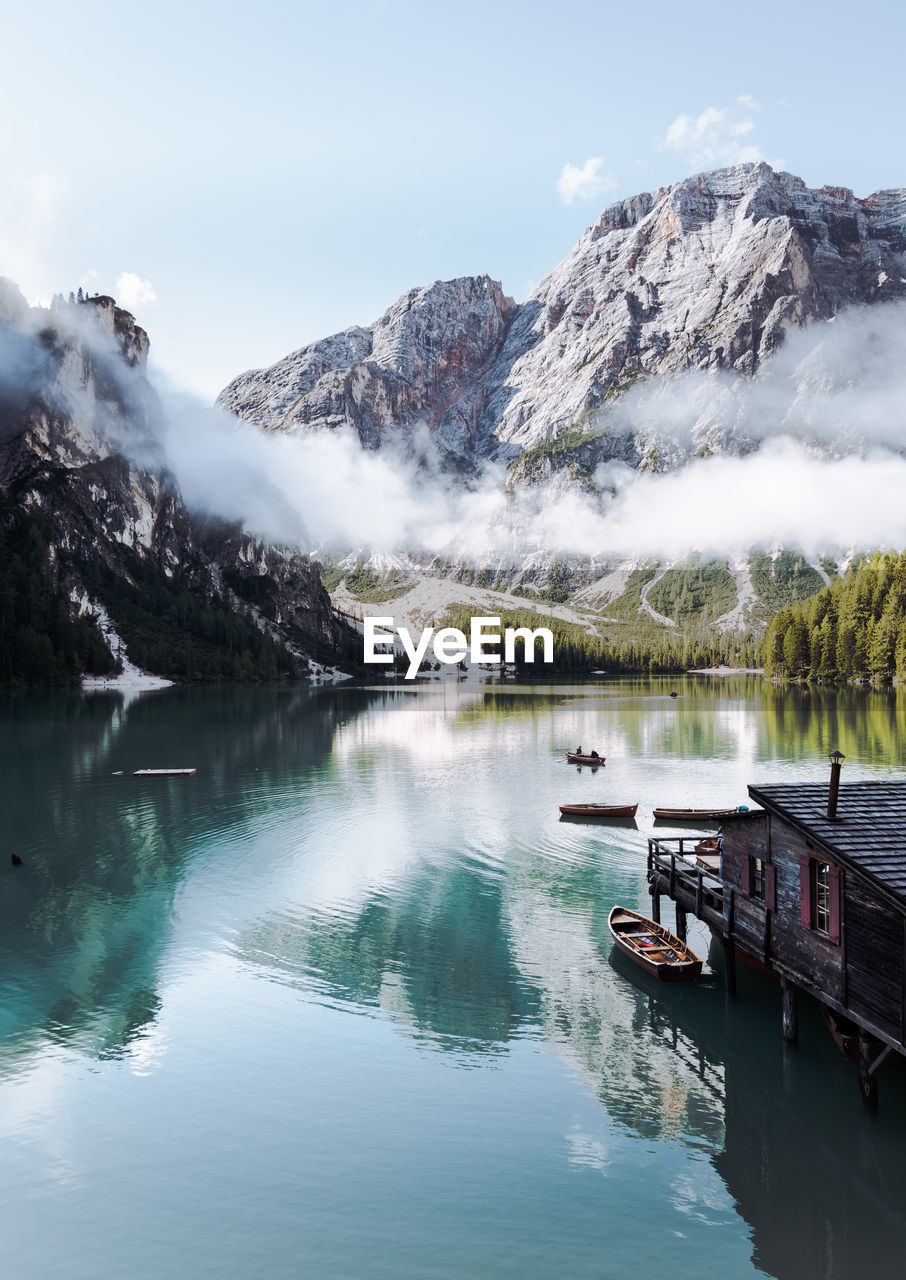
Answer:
xmin=647 ymin=770 xmax=906 ymax=1110
xmin=132 ymin=768 xmax=197 ymax=777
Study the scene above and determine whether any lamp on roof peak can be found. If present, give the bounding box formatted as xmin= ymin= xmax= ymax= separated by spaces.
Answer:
xmin=827 ymin=750 xmax=845 ymax=820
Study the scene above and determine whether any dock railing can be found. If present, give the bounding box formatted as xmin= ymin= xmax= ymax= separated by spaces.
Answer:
xmin=647 ymin=836 xmax=725 ymax=933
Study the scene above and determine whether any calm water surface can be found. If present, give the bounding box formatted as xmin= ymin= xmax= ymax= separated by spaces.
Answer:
xmin=3 ymin=676 xmax=906 ymax=1278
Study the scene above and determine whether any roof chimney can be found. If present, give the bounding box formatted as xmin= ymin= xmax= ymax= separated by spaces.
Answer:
xmin=827 ymin=750 xmax=845 ymax=819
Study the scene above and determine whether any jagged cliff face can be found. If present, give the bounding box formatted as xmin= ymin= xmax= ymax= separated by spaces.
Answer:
xmin=218 ymin=163 xmax=906 ymax=463
xmin=220 ymin=276 xmax=516 ymax=452
xmin=0 ymin=281 xmax=351 ymax=674
xmin=485 ymin=165 xmax=906 ymax=458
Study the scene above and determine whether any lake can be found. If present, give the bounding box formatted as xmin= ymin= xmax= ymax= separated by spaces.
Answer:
xmin=2 ymin=675 xmax=906 ymax=1278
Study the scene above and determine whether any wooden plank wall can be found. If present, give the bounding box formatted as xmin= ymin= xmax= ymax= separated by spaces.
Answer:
xmin=725 ymin=809 xmax=906 ymax=1039
xmin=845 ymin=879 xmax=904 ymax=1040
xmin=721 ymin=815 xmax=771 ymax=960
xmin=767 ymin=823 xmax=845 ymax=1001
xmin=723 ymin=814 xmax=849 ymax=1002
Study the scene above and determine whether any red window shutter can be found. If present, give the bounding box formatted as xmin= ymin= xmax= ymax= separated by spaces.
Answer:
xmin=741 ymin=855 xmax=752 ymax=896
xmin=765 ymin=863 xmax=777 ymax=911
xmin=799 ymin=855 xmax=813 ymax=927
xmin=828 ymin=866 xmax=842 ymax=943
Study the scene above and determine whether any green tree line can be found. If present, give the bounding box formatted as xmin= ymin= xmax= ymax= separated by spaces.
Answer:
xmin=762 ymin=551 xmax=906 ymax=682
xmin=0 ymin=495 xmax=309 ymax=687
xmin=441 ymin=606 xmax=760 ymax=676
xmin=0 ymin=507 xmax=116 ymax=685
xmin=71 ymin=543 xmax=306 ymax=684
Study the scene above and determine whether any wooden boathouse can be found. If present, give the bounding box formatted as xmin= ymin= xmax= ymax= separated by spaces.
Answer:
xmin=647 ymin=755 xmax=906 ymax=1106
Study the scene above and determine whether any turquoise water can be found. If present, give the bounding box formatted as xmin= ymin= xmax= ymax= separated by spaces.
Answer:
xmin=2 ymin=677 xmax=906 ymax=1278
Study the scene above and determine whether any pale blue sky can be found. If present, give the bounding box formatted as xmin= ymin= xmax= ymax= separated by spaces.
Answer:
xmin=2 ymin=0 xmax=903 ymax=397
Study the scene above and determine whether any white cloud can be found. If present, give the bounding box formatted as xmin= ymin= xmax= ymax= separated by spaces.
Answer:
xmin=661 ymin=104 xmax=768 ymax=170
xmin=70 ymin=297 xmax=906 ymax=564
xmin=115 ymin=272 xmax=157 ymax=312
xmin=557 ymin=158 xmax=616 ymax=206
xmin=736 ymin=94 xmax=760 ymax=112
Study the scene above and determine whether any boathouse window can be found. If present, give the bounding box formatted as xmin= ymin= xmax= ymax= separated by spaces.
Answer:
xmin=741 ymin=856 xmax=775 ymax=908
xmin=815 ymin=863 xmax=831 ymax=934
xmin=799 ymin=854 xmax=841 ymax=943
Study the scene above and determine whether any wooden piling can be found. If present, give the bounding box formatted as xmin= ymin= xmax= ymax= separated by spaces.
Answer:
xmin=858 ymin=1029 xmax=879 ymax=1109
xmin=651 ymin=891 xmax=661 ymax=924
xmin=723 ymin=887 xmax=736 ymax=994
xmin=724 ymin=940 xmax=736 ymax=994
xmin=675 ymin=906 xmax=687 ymax=942
xmin=781 ymin=978 xmax=798 ymax=1043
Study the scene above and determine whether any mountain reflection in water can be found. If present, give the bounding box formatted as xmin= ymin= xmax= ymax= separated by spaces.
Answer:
xmin=2 ymin=677 xmax=906 ymax=1279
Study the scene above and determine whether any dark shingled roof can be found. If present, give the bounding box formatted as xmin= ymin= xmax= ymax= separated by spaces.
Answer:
xmin=748 ymin=782 xmax=906 ymax=904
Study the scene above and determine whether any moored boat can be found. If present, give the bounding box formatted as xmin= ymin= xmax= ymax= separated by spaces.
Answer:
xmin=559 ymin=802 xmax=637 ymax=818
xmin=652 ymin=806 xmax=744 ymax=821
xmin=566 ymin=752 xmax=605 ymax=765
xmin=608 ymin=905 xmax=702 ymax=981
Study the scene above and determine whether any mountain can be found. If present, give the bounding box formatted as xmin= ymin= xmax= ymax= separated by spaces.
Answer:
xmin=218 ymin=163 xmax=906 ymax=466
xmin=216 ymin=163 xmax=906 ymax=641
xmin=318 ymin=545 xmax=832 ymax=653
xmin=0 ymin=281 xmax=356 ymax=684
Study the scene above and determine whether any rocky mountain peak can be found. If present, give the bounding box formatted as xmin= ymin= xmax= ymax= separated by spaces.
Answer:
xmin=218 ymin=274 xmax=516 ymax=450
xmin=370 ymin=274 xmax=515 ymax=383
xmin=0 ymin=287 xmax=356 ymax=679
xmin=218 ymin=164 xmax=906 ymax=465
xmin=80 ymin=295 xmax=150 ymax=368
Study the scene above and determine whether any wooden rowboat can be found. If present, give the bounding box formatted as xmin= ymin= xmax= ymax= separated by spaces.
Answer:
xmin=559 ymin=803 xmax=638 ymax=818
xmin=608 ymin=905 xmax=702 ymax=981
xmin=652 ymin=806 xmax=742 ymax=821
xmin=566 ymin=752 xmax=605 ymax=765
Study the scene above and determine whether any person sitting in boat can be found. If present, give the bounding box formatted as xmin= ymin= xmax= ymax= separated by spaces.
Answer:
xmin=590 ymin=749 xmax=599 ymax=758
xmin=575 ymin=746 xmax=582 ymax=755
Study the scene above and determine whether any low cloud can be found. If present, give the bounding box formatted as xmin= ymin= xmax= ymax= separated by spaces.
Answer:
xmin=557 ymin=158 xmax=616 ymax=206
xmin=157 ymin=390 xmax=429 ymax=550
xmin=8 ymin=285 xmax=906 ymax=568
xmin=416 ymin=444 xmax=906 ymax=563
xmin=143 ymin=300 xmax=906 ymax=564
xmin=585 ymin=444 xmax=906 ymax=560
xmin=116 ymin=272 xmax=157 ymax=312
xmin=613 ymin=303 xmax=906 ymax=455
